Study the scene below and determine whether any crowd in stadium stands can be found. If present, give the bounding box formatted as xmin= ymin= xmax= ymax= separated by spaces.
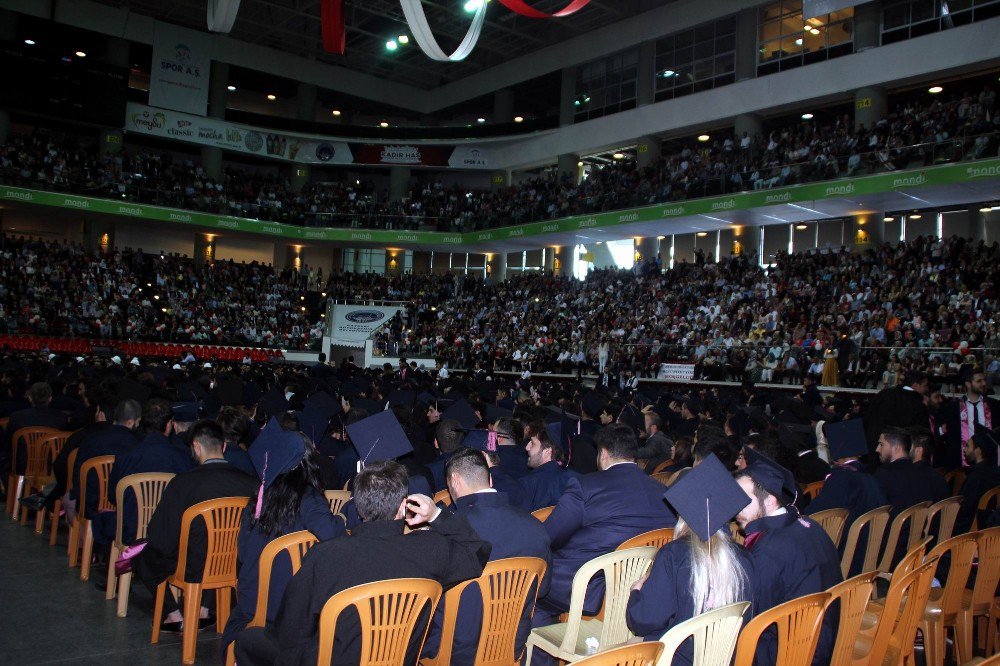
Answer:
xmin=2 ymin=89 xmax=997 ymax=232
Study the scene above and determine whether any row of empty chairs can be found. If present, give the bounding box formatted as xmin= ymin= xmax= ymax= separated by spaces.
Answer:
xmin=0 ymin=334 xmax=284 ymax=361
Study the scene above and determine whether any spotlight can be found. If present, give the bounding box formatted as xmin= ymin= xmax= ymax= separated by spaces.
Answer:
xmin=385 ymin=40 xmax=398 ymax=51
xmin=513 ymin=116 xmax=524 ymax=123
xmin=227 ymin=85 xmax=236 ymax=92
xmin=464 ymin=0 xmax=484 ymax=11
xmin=267 ymin=94 xmax=277 ymax=101
xmin=883 ymin=216 xmax=894 ymax=222
xmin=397 ymin=35 xmax=409 ymax=44
xmin=476 ymin=117 xmax=486 ymax=123
xmin=75 ymin=51 xmax=87 ymax=57
xmin=24 ymin=39 xmax=35 ymax=45
xmin=332 ymin=109 xmax=341 ymax=116
xmin=697 ymin=134 xmax=710 ymax=142
xmin=928 ymin=86 xmax=943 ymax=94
xmin=801 ymin=113 xmax=814 ymax=120
xmin=379 ymin=121 xmax=389 ymax=128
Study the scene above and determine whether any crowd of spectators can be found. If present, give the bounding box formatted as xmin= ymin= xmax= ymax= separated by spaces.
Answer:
xmin=2 ymin=86 xmax=997 ymax=233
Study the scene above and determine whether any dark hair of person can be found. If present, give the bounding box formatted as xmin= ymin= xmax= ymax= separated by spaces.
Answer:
xmin=906 ymin=426 xmax=933 ymax=452
xmin=594 ymin=423 xmax=639 ymax=461
xmin=693 ymin=429 xmax=740 ymax=471
xmin=880 ymin=426 xmax=912 ymax=453
xmin=247 ymin=437 xmax=323 ymax=537
xmin=531 ymin=423 xmax=566 ymax=464
xmin=28 ymin=382 xmax=52 ymax=406
xmin=671 ymin=436 xmax=694 ymax=466
xmin=277 ymin=411 xmax=300 ymax=431
xmin=493 ymin=416 xmax=523 ymax=445
xmin=354 ymin=460 xmax=408 ymax=522
xmin=735 ymin=469 xmax=774 ymax=506
xmin=217 ymin=407 xmax=252 ymax=445
xmin=971 ymin=433 xmax=999 ymax=465
xmin=445 ymin=447 xmax=491 ymax=488
xmin=435 ymin=418 xmax=466 ymax=453
xmin=114 ymin=398 xmax=142 ymax=425
xmin=189 ymin=419 xmax=225 ymax=454
xmin=142 ymin=398 xmax=172 ymax=436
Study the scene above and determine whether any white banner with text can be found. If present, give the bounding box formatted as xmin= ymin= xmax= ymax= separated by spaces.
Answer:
xmin=330 ymin=305 xmax=403 ymax=343
xmin=149 ymin=23 xmax=212 ymax=116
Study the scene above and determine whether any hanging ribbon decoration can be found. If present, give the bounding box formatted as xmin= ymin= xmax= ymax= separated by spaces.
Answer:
xmin=497 ymin=0 xmax=591 ymax=18
xmin=321 ymin=0 xmax=346 ymax=55
xmin=206 ymin=0 xmax=242 ymax=33
xmin=399 ymin=0 xmax=488 ymax=62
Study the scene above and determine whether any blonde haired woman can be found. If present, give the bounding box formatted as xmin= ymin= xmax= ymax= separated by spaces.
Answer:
xmin=626 ymin=454 xmax=754 ymax=665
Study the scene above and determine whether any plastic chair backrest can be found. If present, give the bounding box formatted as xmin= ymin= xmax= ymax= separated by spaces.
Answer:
xmin=865 ymin=557 xmax=938 ymax=666
xmin=573 ymin=642 xmax=664 ymax=666
xmin=973 ymin=486 xmax=1000 ymax=531
xmin=925 ymin=533 xmax=978 ymax=618
xmin=824 ymin=572 xmax=878 ymax=666
xmin=26 ymin=431 xmax=69 ymax=481
xmin=65 ymin=448 xmax=78 ymax=494
xmin=944 ymin=469 xmax=966 ymax=496
xmin=801 ymin=481 xmax=824 ymax=501
xmin=323 ymin=489 xmax=351 ymax=515
xmin=173 ymin=496 xmax=248 ymax=585
xmin=43 ymin=431 xmax=71 ymax=469
xmin=878 ymin=501 xmax=931 ymax=573
xmin=840 ymin=505 xmax=891 ymax=577
xmin=923 ymin=496 xmax=962 ymax=546
xmin=809 ymin=508 xmax=849 ymax=549
xmin=656 ymin=601 xmax=749 ymax=666
xmin=650 ymin=459 xmax=674 ymax=475
xmin=0 ymin=416 xmax=8 ymax=435
xmin=114 ymin=473 xmax=174 ymax=544
xmin=78 ymin=455 xmax=115 ymax=520
xmin=971 ymin=527 xmax=1000 ymax=611
xmin=433 ymin=488 xmax=453 ymax=507
xmin=317 ymin=578 xmax=442 ymax=666
xmin=733 ymin=591 xmax=831 ymax=666
xmin=11 ymin=426 xmax=61 ymax=472
xmin=893 ymin=536 xmax=932 ymax=580
xmin=432 ymin=557 xmax=547 ymax=666
xmin=616 ymin=528 xmax=674 ymax=551
xmin=650 ymin=470 xmax=678 ymax=487
xmin=559 ymin=546 xmax=658 ymax=654
xmin=531 ymin=506 xmax=554 ymax=522
xmin=250 ymin=530 xmax=318 ymax=628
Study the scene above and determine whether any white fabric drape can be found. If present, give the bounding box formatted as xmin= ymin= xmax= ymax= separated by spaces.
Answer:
xmin=207 ymin=0 xmax=241 ymax=33
xmin=399 ymin=0 xmax=488 ymax=62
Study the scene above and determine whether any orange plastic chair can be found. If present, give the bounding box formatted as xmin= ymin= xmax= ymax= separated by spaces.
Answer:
xmin=106 ymin=473 xmax=175 ymax=614
xmin=532 ymin=506 xmax=555 ymax=522
xmin=944 ymin=469 xmax=966 ymax=496
xmin=922 ymin=496 xmax=962 ymax=548
xmin=616 ymin=528 xmax=674 ymax=551
xmin=840 ymin=505 xmax=891 ymax=577
xmin=571 ymin=642 xmax=664 ymax=666
xmin=31 ymin=432 xmax=71 ymax=534
xmin=810 ymin=508 xmax=850 ymax=549
xmin=852 ymin=558 xmax=938 ymax=666
xmin=419 ymin=557 xmax=547 ymax=666
xmin=7 ymin=426 xmax=61 ymax=518
xmin=967 ymin=527 xmax=1000 ymax=655
xmin=323 ymin=489 xmax=351 ymax=515
xmin=54 ymin=448 xmax=78 ymax=547
xmin=150 ymin=496 xmax=249 ymax=665
xmin=801 ymin=480 xmax=824 ymax=502
xmin=972 ymin=487 xmax=1000 ymax=531
xmin=650 ymin=459 xmax=674 ymax=475
xmin=68 ymin=455 xmax=115 ymax=579
xmin=224 ymin=530 xmax=319 ymax=666
xmin=650 ymin=470 xmax=679 ymax=487
xmin=18 ymin=430 xmax=69 ymax=526
xmin=433 ymin=488 xmax=453 ymax=507
xmin=733 ymin=591 xmax=831 ymax=666
xmin=877 ymin=501 xmax=931 ymax=574
xmin=920 ymin=533 xmax=978 ymax=666
xmin=825 ymin=572 xmax=879 ymax=666
xmin=316 ymin=578 xmax=443 ymax=666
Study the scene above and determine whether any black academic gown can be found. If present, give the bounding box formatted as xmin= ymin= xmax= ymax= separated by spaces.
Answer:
xmin=627 ymin=537 xmax=754 ymax=666
xmin=863 ymin=387 xmax=930 ymax=452
xmin=744 ymin=507 xmax=842 ymax=666
xmin=515 ymin=461 xmax=577 ymax=512
xmin=955 ymin=462 xmax=1000 ymax=534
xmin=423 ymin=491 xmax=551 ymax=666
xmin=71 ymin=424 xmax=140 ymax=515
xmin=874 ymin=457 xmax=946 ymax=568
xmin=236 ymin=511 xmax=490 ymax=666
xmin=937 ymin=397 xmax=1000 ymax=470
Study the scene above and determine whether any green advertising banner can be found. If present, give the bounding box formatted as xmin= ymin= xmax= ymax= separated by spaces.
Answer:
xmin=1 ymin=157 xmax=997 ymax=247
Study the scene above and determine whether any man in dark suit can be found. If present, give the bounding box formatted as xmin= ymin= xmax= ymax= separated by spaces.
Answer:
xmin=133 ymin=420 xmax=257 ymax=632
xmin=422 ymin=448 xmax=551 ymax=665
xmin=955 ymin=425 xmax=1000 ymax=534
xmin=937 ymin=367 xmax=999 ymax=470
xmin=2 ymin=381 xmax=70 ymax=478
xmin=535 ymin=424 xmax=676 ymax=627
xmin=234 ymin=460 xmax=490 ymax=666
xmin=514 ymin=427 xmax=577 ymax=512
xmin=70 ymin=399 xmax=142 ymax=520
xmin=863 ymin=371 xmax=931 ymax=453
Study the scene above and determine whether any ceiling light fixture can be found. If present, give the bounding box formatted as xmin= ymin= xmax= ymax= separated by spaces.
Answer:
xmin=909 ymin=214 xmax=922 ymax=219
xmin=227 ymin=85 xmax=236 ymax=91
xmin=796 ymin=224 xmax=808 ymax=230
xmin=476 ymin=117 xmax=486 ymax=123
xmin=883 ymin=216 xmax=894 ymax=222
xmin=397 ymin=35 xmax=409 ymax=44
xmin=577 ymin=161 xmax=584 ymax=167
xmin=795 ymin=38 xmax=803 ymax=46
xmin=981 ymin=207 xmax=992 ymax=213
xmin=379 ymin=121 xmax=390 ymax=128
xmin=801 ymin=113 xmax=814 ymax=120
xmin=385 ymin=39 xmax=398 ymax=51
xmin=24 ymin=39 xmax=35 ymax=45
xmin=661 ymin=69 xmax=676 ymax=77
xmin=928 ymin=86 xmax=943 ymax=94
xmin=75 ymin=51 xmax=87 ymax=57
xmin=697 ymin=134 xmax=710 ymax=142
xmin=332 ymin=109 xmax=341 ymax=116
xmin=613 ymin=152 xmax=625 ymax=160
xmin=266 ymin=94 xmax=276 ymax=100
xmin=513 ymin=116 xmax=524 ymax=123
xmin=696 ymin=232 xmax=709 ymax=237
xmin=464 ymin=0 xmax=484 ymax=12
xmin=809 ymin=27 xmax=820 ymax=35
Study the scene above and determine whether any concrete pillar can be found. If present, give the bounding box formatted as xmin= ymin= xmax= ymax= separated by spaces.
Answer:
xmin=330 ymin=247 xmax=344 ymax=272
xmin=735 ymin=7 xmax=758 ymax=82
xmin=734 ymin=225 xmax=763 ymax=265
xmin=555 ymin=246 xmax=573 ymax=277
xmin=353 ymin=249 xmax=365 ymax=274
xmin=557 ymin=154 xmax=581 ymax=185
xmin=291 ymin=164 xmax=310 ymax=192
xmin=104 ymin=37 xmax=130 ymax=67
xmin=970 ymin=206 xmax=988 ymax=242
xmin=559 ymin=66 xmax=576 ymax=127
xmin=389 ymin=166 xmax=411 ymax=202
xmin=297 ymin=82 xmax=317 ymax=122
xmin=98 ymin=128 xmax=124 ymax=156
xmin=489 ymin=251 xmax=507 ymax=282
xmin=637 ymin=40 xmax=656 ymax=107
xmin=734 ymin=114 xmax=763 ymax=144
xmin=273 ymin=244 xmax=293 ymax=271
xmin=636 ymin=136 xmax=662 ymax=170
xmin=544 ymin=247 xmax=555 ymax=273
xmin=493 ymin=89 xmax=514 ymax=124
xmin=193 ymin=233 xmax=216 ymax=265
xmin=854 ymin=86 xmax=887 ymax=131
xmin=852 ymin=214 xmax=884 ymax=249
xmin=854 ymin=0 xmax=882 ymax=52
xmin=202 ymin=61 xmax=229 ymax=179
xmin=634 ymin=237 xmax=658 ymax=265
xmin=412 ymin=251 xmax=432 ymax=275
xmin=659 ymin=236 xmax=674 ymax=268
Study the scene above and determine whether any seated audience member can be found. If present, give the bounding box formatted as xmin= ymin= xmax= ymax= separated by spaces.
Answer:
xmin=955 ymin=425 xmax=1000 ymax=534
xmin=536 ymin=424 xmax=677 ymax=626
xmin=427 ymin=417 xmax=467 ymax=491
xmin=516 ymin=423 xmax=577 ymax=512
xmin=133 ymin=420 xmax=258 ymax=633
xmin=216 ymin=407 xmax=257 ymax=476
xmin=71 ymin=398 xmax=142 ymax=521
xmin=645 ymin=436 xmax=692 ymax=475
xmin=222 ymin=421 xmax=346 ymax=652
xmin=1 ymin=381 xmax=69 ymax=479
xmin=234 ymin=460 xmax=490 ymax=666
xmin=627 ymin=454 xmax=754 ymax=665
xmin=736 ymin=450 xmax=842 ymax=666
xmin=636 ymin=411 xmax=673 ymax=461
xmin=422 ymin=448 xmax=551 ymax=665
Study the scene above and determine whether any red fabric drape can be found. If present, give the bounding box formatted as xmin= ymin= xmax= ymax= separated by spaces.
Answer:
xmin=497 ymin=0 xmax=590 ymax=18
xmin=321 ymin=0 xmax=346 ymax=55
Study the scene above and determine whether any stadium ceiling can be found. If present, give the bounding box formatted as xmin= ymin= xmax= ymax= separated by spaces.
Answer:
xmin=88 ymin=0 xmax=671 ymax=90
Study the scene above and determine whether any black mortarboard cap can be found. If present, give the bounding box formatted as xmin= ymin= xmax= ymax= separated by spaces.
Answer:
xmin=250 ymin=418 xmax=305 ymax=494
xmin=682 ymin=397 xmax=704 ymax=414
xmin=352 ymin=398 xmax=384 ymax=416
xmin=581 ymin=392 xmax=606 ymax=419
xmin=213 ymin=376 xmax=244 ymax=406
xmin=443 ymin=398 xmax=479 ymax=430
xmin=258 ymin=386 xmax=289 ymax=419
xmin=823 ymin=418 xmax=868 ymax=460
xmin=298 ymin=405 xmax=332 ymax=446
xmin=346 ymin=410 xmax=414 ymax=466
xmin=118 ymin=378 xmax=152 ymax=403
xmin=744 ymin=447 xmax=798 ymax=504
xmin=463 ymin=429 xmax=499 ymax=453
xmin=176 ymin=382 xmax=207 ymax=402
xmin=618 ymin=403 xmax=645 ymax=431
xmin=304 ymin=391 xmax=340 ymax=418
xmin=485 ymin=404 xmax=513 ymax=421
xmin=416 ymin=390 xmax=437 ymax=406
xmin=387 ymin=389 xmax=417 ymax=408
xmin=171 ymin=401 xmax=199 ymax=423
xmin=664 ymin=453 xmax=750 ymax=541
xmin=339 ymin=381 xmax=363 ymax=399
xmin=973 ymin=422 xmax=999 ymax=452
